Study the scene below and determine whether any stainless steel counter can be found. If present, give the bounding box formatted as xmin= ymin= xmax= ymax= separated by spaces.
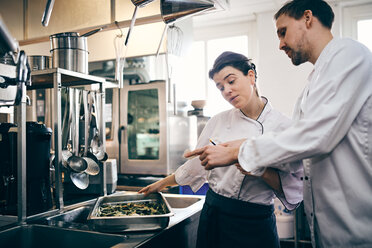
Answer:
xmin=0 ymin=192 xmax=205 ymax=248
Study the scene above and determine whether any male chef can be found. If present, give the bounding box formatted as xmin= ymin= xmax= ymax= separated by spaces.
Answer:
xmin=185 ymin=0 xmax=372 ymax=247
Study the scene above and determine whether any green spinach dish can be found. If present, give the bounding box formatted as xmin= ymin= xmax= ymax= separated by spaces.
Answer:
xmin=98 ymin=200 xmax=168 ymax=217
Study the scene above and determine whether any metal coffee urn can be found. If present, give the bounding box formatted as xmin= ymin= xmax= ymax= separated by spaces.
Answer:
xmin=0 ymin=122 xmax=53 ymax=216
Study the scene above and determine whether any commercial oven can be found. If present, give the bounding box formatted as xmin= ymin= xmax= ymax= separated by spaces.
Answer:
xmin=106 ymin=81 xmax=197 ymax=176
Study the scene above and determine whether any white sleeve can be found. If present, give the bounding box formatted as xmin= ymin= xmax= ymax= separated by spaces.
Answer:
xmin=174 ymin=115 xmax=218 ymax=192
xmin=174 ymin=157 xmax=207 ymax=192
xmin=276 ymin=161 xmax=304 ymax=210
xmin=239 ymin=40 xmax=372 ymax=173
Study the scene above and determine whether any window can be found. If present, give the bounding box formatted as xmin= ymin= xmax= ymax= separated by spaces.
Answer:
xmin=176 ymin=35 xmax=248 ymax=117
xmin=205 ymin=35 xmax=248 ymax=116
xmin=357 ymin=19 xmax=372 ymax=51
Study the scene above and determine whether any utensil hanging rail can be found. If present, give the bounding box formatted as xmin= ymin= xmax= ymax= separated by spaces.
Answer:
xmin=19 ymin=14 xmax=163 ymax=46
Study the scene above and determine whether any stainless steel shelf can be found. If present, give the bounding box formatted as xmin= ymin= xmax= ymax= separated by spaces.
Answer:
xmin=29 ymin=68 xmax=106 ymax=89
xmin=27 ymin=68 xmax=107 ymax=213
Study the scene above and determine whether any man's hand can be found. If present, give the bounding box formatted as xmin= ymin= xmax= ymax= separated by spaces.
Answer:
xmin=184 ymin=145 xmax=240 ymax=170
xmin=222 ymin=139 xmax=247 ymax=148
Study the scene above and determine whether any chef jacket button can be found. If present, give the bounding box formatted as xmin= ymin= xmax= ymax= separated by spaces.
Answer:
xmin=300 ymin=177 xmax=304 ymax=181
xmin=310 ymin=213 xmax=313 ymax=217
xmin=305 ymin=176 xmax=309 ymax=180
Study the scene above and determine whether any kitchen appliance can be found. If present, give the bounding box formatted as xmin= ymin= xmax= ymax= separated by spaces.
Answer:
xmin=106 ymin=81 xmax=197 ymax=175
xmin=160 ymin=0 xmax=215 ymax=24
xmin=0 ymin=122 xmax=53 ymax=216
xmin=188 ymin=100 xmax=210 ymax=137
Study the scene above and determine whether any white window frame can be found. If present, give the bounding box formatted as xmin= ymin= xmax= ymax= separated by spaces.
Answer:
xmin=191 ymin=19 xmax=257 ymax=115
xmin=342 ymin=2 xmax=372 ymax=39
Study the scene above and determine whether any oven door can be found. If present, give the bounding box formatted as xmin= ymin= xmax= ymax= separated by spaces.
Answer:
xmin=119 ymin=81 xmax=168 ymax=175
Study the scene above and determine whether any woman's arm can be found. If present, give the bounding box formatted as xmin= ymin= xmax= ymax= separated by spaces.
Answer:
xmin=236 ymin=164 xmax=283 ymax=195
xmin=138 ymin=174 xmax=178 ymax=195
xmin=261 ymin=168 xmax=284 ymax=196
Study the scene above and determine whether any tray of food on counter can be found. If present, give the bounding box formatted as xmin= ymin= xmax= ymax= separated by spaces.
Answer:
xmin=87 ymin=192 xmax=174 ymax=232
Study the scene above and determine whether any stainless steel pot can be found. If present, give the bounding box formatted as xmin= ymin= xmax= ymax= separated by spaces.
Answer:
xmin=29 ymin=55 xmax=51 ymax=71
xmin=50 ymin=29 xmax=101 ymax=74
xmin=50 ymin=32 xmax=88 ymax=74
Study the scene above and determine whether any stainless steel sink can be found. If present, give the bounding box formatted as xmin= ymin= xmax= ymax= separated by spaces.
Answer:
xmin=0 ymin=224 xmax=126 ymax=248
xmin=164 ymin=195 xmax=203 ymax=208
xmin=46 ymin=205 xmax=92 ymax=229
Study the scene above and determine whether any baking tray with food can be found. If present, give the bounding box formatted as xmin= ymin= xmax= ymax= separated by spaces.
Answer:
xmin=87 ymin=193 xmax=174 ymax=232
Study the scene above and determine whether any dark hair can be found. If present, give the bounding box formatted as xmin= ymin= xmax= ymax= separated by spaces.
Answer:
xmin=208 ymin=51 xmax=257 ymax=81
xmin=274 ymin=0 xmax=334 ymax=29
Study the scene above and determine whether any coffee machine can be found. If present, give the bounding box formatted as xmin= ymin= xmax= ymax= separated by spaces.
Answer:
xmin=0 ymin=122 xmax=53 ymax=216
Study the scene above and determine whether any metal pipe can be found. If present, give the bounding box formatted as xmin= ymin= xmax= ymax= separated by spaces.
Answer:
xmin=124 ymin=6 xmax=138 ymax=47
xmin=16 ymin=83 xmax=27 ymax=223
xmin=53 ymin=71 xmax=64 ymax=210
xmin=41 ymin=0 xmax=55 ymax=27
xmin=0 ymin=17 xmax=19 ymax=56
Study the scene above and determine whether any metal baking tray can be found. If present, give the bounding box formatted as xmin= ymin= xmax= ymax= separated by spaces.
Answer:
xmin=87 ymin=193 xmax=174 ymax=232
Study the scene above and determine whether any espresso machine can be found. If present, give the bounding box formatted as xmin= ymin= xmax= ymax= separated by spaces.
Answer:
xmin=0 ymin=122 xmax=53 ymax=216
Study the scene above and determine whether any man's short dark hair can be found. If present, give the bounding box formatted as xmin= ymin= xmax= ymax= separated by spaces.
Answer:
xmin=274 ymin=0 xmax=334 ymax=29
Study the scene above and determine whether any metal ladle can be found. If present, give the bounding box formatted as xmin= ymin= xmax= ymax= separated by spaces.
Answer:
xmin=67 ymin=88 xmax=87 ymax=173
xmin=69 ymin=171 xmax=89 ymax=190
xmin=61 ymin=88 xmax=73 ymax=167
xmin=90 ymin=92 xmax=106 ymax=161
xmin=82 ymin=90 xmax=100 ymax=176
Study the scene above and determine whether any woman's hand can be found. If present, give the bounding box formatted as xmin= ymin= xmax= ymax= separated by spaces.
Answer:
xmin=138 ymin=180 xmax=165 ymax=195
xmin=235 ymin=163 xmax=253 ymax=176
xmin=138 ymin=174 xmax=177 ymax=196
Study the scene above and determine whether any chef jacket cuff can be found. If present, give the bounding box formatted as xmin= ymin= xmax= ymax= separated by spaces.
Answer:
xmin=174 ymin=163 xmax=207 ymax=193
xmin=238 ymin=138 xmax=262 ymax=173
xmin=275 ymin=170 xmax=303 ymax=211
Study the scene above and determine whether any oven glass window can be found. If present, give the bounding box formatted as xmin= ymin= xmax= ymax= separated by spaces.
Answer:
xmin=127 ymin=89 xmax=160 ymax=160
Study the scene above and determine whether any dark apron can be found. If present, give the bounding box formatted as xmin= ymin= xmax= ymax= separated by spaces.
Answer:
xmin=196 ymin=189 xmax=280 ymax=248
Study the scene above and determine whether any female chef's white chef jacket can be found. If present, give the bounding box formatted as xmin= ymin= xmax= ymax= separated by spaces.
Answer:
xmin=175 ymin=98 xmax=303 ymax=210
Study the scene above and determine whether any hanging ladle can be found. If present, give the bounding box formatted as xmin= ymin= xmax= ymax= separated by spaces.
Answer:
xmin=61 ymin=88 xmax=73 ymax=168
xmin=82 ymin=90 xmax=100 ymax=176
xmin=69 ymin=171 xmax=89 ymax=190
xmin=90 ymin=92 xmax=107 ymax=161
xmin=67 ymin=88 xmax=88 ymax=173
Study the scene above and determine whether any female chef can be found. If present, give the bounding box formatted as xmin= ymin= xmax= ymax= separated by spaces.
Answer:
xmin=139 ymin=51 xmax=303 ymax=248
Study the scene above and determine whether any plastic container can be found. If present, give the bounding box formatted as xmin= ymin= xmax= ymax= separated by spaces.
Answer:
xmin=276 ymin=215 xmax=294 ymax=239
xmin=274 ymin=198 xmax=294 ymax=239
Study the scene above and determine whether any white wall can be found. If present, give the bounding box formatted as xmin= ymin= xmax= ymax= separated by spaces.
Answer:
xmin=256 ymin=11 xmax=312 ymax=117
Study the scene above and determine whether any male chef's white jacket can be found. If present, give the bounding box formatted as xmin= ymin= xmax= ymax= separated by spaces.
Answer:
xmin=238 ymin=38 xmax=372 ymax=248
